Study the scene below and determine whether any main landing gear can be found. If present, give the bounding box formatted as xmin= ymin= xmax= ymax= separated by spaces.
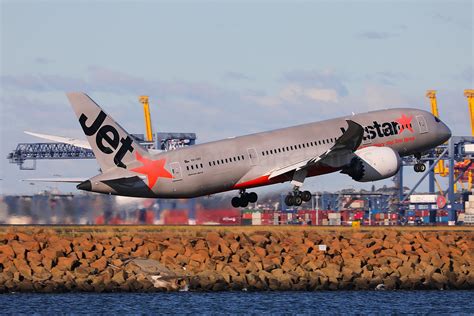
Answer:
xmin=231 ymin=190 xmax=258 ymax=208
xmin=284 ymin=188 xmax=312 ymax=206
xmin=413 ymin=153 xmax=426 ymax=173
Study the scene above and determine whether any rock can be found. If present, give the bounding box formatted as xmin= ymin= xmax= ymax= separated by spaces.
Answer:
xmin=431 ymin=273 xmax=448 ymax=289
xmin=90 ymin=256 xmax=108 ymax=271
xmin=31 ymin=266 xmax=52 ymax=282
xmin=74 ymin=266 xmax=92 ymax=279
xmin=134 ymin=245 xmax=150 ymax=258
xmin=190 ymin=252 xmax=208 ymax=264
xmin=13 ymin=258 xmax=32 ymax=279
xmin=16 ymin=232 xmax=34 ymax=242
xmin=320 ymin=263 xmax=340 ymax=280
xmin=103 ymin=249 xmax=115 ymax=258
xmin=26 ymin=251 xmax=43 ymax=266
xmin=0 ymin=244 xmax=15 ymax=259
xmin=111 ymin=270 xmax=126 ymax=285
xmin=149 ymin=251 xmax=162 ymax=261
xmin=162 ymin=248 xmax=178 ymax=258
xmin=57 ymin=257 xmax=78 ymax=271
xmin=10 ymin=241 xmax=27 ymax=259
xmin=42 ymin=256 xmax=54 ymax=270
xmin=206 ymin=232 xmax=222 ymax=245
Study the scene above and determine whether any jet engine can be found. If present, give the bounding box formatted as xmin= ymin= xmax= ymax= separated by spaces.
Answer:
xmin=341 ymin=147 xmax=401 ymax=182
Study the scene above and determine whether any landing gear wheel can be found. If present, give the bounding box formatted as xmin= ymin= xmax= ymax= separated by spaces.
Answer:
xmin=294 ymin=196 xmax=303 ymax=206
xmin=248 ymin=192 xmax=258 ymax=203
xmin=301 ymin=191 xmax=312 ymax=202
xmin=414 ymin=163 xmax=426 ymax=173
xmin=240 ymin=197 xmax=249 ymax=208
xmin=231 ymin=197 xmax=241 ymax=208
xmin=285 ymin=195 xmax=295 ymax=206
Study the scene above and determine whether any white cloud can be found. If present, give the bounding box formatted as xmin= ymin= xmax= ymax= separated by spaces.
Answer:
xmin=363 ymin=85 xmax=411 ymax=110
xmin=304 ymin=88 xmax=339 ymax=103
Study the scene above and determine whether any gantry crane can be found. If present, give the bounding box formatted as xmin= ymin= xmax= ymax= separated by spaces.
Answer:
xmin=139 ymin=96 xmax=153 ymax=142
xmin=426 ymin=90 xmax=448 ymax=178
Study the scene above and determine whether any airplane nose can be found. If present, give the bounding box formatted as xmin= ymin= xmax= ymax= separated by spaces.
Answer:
xmin=439 ymin=121 xmax=452 ymax=143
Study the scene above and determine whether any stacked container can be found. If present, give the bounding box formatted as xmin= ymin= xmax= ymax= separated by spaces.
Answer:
xmin=463 ymin=195 xmax=474 ymax=224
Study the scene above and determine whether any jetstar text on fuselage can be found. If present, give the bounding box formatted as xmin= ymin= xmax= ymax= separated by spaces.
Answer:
xmin=341 ymin=115 xmax=414 ymax=141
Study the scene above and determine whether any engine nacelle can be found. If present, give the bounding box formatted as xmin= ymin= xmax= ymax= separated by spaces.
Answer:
xmin=341 ymin=147 xmax=401 ymax=182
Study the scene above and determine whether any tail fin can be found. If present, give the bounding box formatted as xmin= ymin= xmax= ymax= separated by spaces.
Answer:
xmin=66 ymin=92 xmax=148 ymax=172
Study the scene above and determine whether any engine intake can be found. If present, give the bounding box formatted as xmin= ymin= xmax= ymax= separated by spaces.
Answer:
xmin=341 ymin=147 xmax=401 ymax=182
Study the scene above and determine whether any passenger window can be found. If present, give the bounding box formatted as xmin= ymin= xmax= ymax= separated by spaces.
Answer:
xmin=299 ymin=144 xmax=302 ymax=149
xmin=191 ymin=165 xmax=194 ymax=170
xmin=318 ymin=140 xmax=321 ymax=145
xmin=266 ymin=150 xmax=269 ymax=155
xmin=187 ymin=166 xmax=189 ymax=171
xmin=286 ymin=146 xmax=289 ymax=151
xmin=237 ymin=156 xmax=240 ymax=161
xmin=270 ymin=150 xmax=273 ymax=154
xmin=233 ymin=157 xmax=236 ymax=161
xmin=262 ymin=151 xmax=265 ymax=156
xmin=290 ymin=146 xmax=294 ymax=150
xmin=200 ymin=163 xmax=203 ymax=168
xmin=278 ymin=148 xmax=281 ymax=153
xmin=242 ymin=155 xmax=244 ymax=160
xmin=282 ymin=147 xmax=285 ymax=152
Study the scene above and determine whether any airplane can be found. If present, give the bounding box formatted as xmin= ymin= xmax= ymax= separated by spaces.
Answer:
xmin=35 ymin=92 xmax=452 ymax=208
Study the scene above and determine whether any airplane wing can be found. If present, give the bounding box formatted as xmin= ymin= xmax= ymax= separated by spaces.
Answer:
xmin=24 ymin=131 xmax=92 ymax=150
xmin=268 ymin=120 xmax=364 ymax=179
xmin=22 ymin=178 xmax=87 ymax=183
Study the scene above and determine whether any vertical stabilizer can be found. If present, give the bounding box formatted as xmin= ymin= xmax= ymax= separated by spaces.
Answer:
xmin=66 ymin=92 xmax=148 ymax=172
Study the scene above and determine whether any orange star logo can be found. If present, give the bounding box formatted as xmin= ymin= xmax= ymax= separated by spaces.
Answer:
xmin=131 ymin=152 xmax=173 ymax=188
xmin=396 ymin=114 xmax=414 ymax=134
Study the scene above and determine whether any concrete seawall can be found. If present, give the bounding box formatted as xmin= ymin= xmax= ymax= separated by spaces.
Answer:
xmin=0 ymin=227 xmax=472 ymax=292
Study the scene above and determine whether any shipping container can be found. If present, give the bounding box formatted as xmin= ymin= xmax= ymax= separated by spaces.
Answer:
xmin=162 ymin=209 xmax=188 ymax=225
xmin=241 ymin=218 xmax=252 ymax=226
xmin=196 ymin=209 xmax=241 ymax=225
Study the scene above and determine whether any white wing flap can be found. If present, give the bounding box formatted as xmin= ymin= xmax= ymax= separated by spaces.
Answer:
xmin=25 ymin=131 xmax=91 ymax=150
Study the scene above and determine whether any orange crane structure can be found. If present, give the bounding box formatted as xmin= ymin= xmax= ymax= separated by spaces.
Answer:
xmin=428 ymin=89 xmax=474 ymax=192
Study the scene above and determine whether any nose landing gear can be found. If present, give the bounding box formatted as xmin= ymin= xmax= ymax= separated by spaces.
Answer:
xmin=284 ymin=187 xmax=312 ymax=206
xmin=413 ymin=152 xmax=426 ymax=173
xmin=414 ymin=163 xmax=426 ymax=172
xmin=231 ymin=190 xmax=258 ymax=208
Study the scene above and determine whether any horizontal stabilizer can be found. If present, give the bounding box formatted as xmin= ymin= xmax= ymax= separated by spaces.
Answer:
xmin=22 ymin=178 xmax=87 ymax=183
xmin=25 ymin=131 xmax=91 ymax=149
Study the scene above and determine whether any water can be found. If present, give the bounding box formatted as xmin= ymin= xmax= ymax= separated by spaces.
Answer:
xmin=0 ymin=291 xmax=473 ymax=314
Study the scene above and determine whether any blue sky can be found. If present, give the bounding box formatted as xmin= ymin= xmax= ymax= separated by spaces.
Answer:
xmin=0 ymin=0 xmax=472 ymax=195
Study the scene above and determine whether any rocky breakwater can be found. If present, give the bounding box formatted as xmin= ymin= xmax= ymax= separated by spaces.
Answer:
xmin=0 ymin=228 xmax=472 ymax=292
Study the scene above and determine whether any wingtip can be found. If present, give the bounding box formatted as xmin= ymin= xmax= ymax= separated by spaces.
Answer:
xmin=66 ymin=91 xmax=87 ymax=98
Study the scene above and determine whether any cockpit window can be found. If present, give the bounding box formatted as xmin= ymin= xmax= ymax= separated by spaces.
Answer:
xmin=434 ymin=116 xmax=441 ymax=123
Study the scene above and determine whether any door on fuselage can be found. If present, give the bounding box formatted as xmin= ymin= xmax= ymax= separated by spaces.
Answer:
xmin=416 ymin=115 xmax=428 ymax=134
xmin=169 ymin=162 xmax=182 ymax=181
xmin=247 ymin=148 xmax=259 ymax=165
